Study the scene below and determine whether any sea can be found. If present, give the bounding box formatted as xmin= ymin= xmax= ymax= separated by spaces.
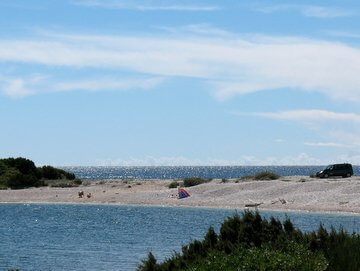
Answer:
xmin=2 ymin=166 xmax=360 ymax=271
xmin=61 ymin=165 xmax=360 ymax=180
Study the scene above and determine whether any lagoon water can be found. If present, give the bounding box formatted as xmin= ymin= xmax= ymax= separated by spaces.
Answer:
xmin=2 ymin=204 xmax=360 ymax=271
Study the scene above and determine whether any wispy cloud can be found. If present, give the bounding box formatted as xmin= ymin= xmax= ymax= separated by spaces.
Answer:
xmin=156 ymin=24 xmax=234 ymax=37
xmin=1 ymin=31 xmax=360 ymax=101
xmin=235 ymin=110 xmax=360 ymax=124
xmin=0 ymin=75 xmax=163 ymax=98
xmin=72 ymin=0 xmax=219 ymax=11
xmin=0 ymin=74 xmax=47 ymax=98
xmin=54 ymin=77 xmax=163 ymax=92
xmin=255 ymin=4 xmax=354 ymax=18
xmin=304 ymin=142 xmax=349 ymax=148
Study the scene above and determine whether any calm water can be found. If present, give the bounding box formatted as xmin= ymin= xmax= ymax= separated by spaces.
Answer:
xmin=63 ymin=166 xmax=360 ymax=180
xmin=2 ymin=204 xmax=360 ymax=271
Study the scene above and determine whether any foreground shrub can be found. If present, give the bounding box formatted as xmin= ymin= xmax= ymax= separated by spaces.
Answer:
xmin=183 ymin=178 xmax=209 ymax=187
xmin=254 ymin=171 xmax=280 ymax=180
xmin=185 ymin=242 xmax=327 ymax=271
xmin=138 ymin=211 xmax=360 ymax=271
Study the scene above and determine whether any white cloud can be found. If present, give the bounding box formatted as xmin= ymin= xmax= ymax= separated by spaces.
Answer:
xmin=54 ymin=77 xmax=163 ymax=92
xmin=234 ymin=110 xmax=360 ymax=124
xmin=329 ymin=130 xmax=360 ymax=147
xmin=72 ymin=0 xmax=219 ymax=11
xmin=304 ymin=142 xmax=349 ymax=148
xmin=234 ymin=110 xmax=360 ymax=151
xmin=0 ymin=75 xmax=163 ymax=97
xmin=1 ymin=32 xmax=360 ymax=101
xmin=301 ymin=6 xmax=354 ymax=18
xmin=0 ymin=75 xmax=47 ymax=98
xmin=255 ymin=4 xmax=354 ymax=18
xmin=156 ymin=24 xmax=234 ymax=37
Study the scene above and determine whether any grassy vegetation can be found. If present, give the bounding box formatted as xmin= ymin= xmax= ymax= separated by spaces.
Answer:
xmin=239 ymin=175 xmax=253 ymax=181
xmin=138 ymin=211 xmax=360 ymax=271
xmin=0 ymin=157 xmax=77 ymax=189
xmin=237 ymin=172 xmax=280 ymax=181
xmin=183 ymin=178 xmax=210 ymax=187
xmin=254 ymin=171 xmax=280 ymax=180
xmin=168 ymin=181 xmax=180 ymax=189
xmin=46 ymin=179 xmax=82 ymax=188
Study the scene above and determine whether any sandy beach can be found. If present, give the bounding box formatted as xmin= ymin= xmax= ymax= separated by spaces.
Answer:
xmin=2 ymin=176 xmax=360 ymax=214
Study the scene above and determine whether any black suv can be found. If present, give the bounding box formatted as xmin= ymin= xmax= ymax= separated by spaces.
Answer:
xmin=316 ymin=163 xmax=353 ymax=178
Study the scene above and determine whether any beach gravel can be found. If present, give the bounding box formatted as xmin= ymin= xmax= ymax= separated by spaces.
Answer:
xmin=2 ymin=176 xmax=360 ymax=214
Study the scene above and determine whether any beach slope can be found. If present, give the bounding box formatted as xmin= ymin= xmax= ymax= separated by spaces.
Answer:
xmin=1 ymin=176 xmax=360 ymax=214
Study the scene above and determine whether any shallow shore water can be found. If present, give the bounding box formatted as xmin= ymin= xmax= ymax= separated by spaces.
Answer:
xmin=2 ymin=203 xmax=360 ymax=271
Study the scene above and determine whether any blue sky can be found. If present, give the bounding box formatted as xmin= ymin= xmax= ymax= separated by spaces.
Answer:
xmin=1 ymin=0 xmax=360 ymax=166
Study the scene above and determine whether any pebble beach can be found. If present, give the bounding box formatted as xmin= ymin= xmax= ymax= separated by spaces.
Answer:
xmin=2 ymin=176 xmax=360 ymax=214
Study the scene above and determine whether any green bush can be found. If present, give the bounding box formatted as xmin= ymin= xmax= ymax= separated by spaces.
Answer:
xmin=185 ymin=243 xmax=327 ymax=271
xmin=239 ymin=175 xmax=253 ymax=181
xmin=41 ymin=165 xmax=76 ymax=180
xmin=183 ymin=178 xmax=209 ymax=187
xmin=74 ymin=179 xmax=82 ymax=185
xmin=0 ymin=157 xmax=77 ymax=189
xmin=138 ymin=211 xmax=360 ymax=271
xmin=254 ymin=171 xmax=280 ymax=180
xmin=168 ymin=181 xmax=179 ymax=189
xmin=0 ymin=168 xmax=37 ymax=189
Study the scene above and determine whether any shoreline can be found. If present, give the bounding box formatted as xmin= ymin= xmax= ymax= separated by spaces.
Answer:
xmin=2 ymin=201 xmax=360 ymax=217
xmin=2 ymin=176 xmax=360 ymax=215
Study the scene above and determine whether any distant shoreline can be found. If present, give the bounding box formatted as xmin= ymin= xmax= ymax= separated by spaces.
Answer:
xmin=2 ymin=176 xmax=360 ymax=214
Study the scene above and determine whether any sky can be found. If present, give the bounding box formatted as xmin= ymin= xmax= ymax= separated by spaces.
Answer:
xmin=1 ymin=0 xmax=360 ymax=166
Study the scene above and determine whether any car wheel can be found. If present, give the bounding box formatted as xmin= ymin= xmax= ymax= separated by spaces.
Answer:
xmin=324 ymin=174 xmax=329 ymax=178
xmin=347 ymin=173 xmax=351 ymax=177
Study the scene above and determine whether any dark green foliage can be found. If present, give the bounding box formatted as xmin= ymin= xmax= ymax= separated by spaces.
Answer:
xmin=41 ymin=165 xmax=75 ymax=180
xmin=138 ymin=252 xmax=158 ymax=271
xmin=184 ymin=242 xmax=327 ymax=271
xmin=168 ymin=181 xmax=179 ymax=189
xmin=254 ymin=171 xmax=280 ymax=180
xmin=138 ymin=211 xmax=360 ymax=271
xmin=203 ymin=227 xmax=217 ymax=249
xmin=1 ymin=157 xmax=38 ymax=176
xmin=74 ymin=179 xmax=82 ymax=185
xmin=0 ymin=157 xmax=77 ymax=189
xmin=183 ymin=178 xmax=209 ymax=187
